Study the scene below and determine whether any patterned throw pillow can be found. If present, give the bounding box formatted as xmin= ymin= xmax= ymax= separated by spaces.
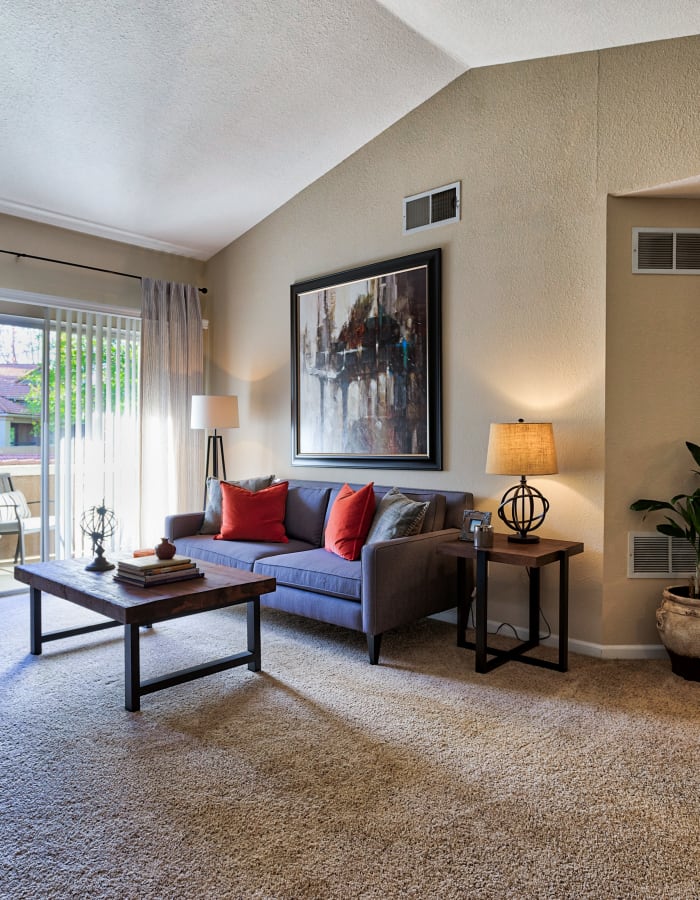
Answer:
xmin=324 ymin=482 xmax=376 ymax=561
xmin=365 ymin=487 xmax=430 ymax=544
xmin=214 ymin=480 xmax=289 ymax=543
xmin=199 ymin=475 xmax=275 ymax=534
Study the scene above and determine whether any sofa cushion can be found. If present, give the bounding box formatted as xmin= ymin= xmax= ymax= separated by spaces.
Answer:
xmin=174 ymin=533 xmax=314 ymax=572
xmin=284 ymin=485 xmax=331 ymax=547
xmin=366 ymin=487 xmax=429 ymax=544
xmin=215 ymin=480 xmax=289 ymax=543
xmin=200 ymin=474 xmax=275 ymax=534
xmin=254 ymin=548 xmax=362 ymax=601
xmin=324 ymin=482 xmax=375 ymax=561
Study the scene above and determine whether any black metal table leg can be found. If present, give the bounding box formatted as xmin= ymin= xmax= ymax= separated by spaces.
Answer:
xmin=475 ymin=550 xmax=488 ymax=673
xmin=558 ymin=553 xmax=569 ymax=671
xmin=30 ymin=586 xmax=42 ymax=655
xmin=456 ymin=557 xmax=468 ymax=646
xmin=528 ymin=566 xmax=540 ymax=643
xmin=247 ymin=597 xmax=261 ymax=672
xmin=124 ymin=624 xmax=140 ymax=712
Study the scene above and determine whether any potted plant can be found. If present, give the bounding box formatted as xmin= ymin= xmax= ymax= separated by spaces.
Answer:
xmin=630 ymin=440 xmax=700 ymax=681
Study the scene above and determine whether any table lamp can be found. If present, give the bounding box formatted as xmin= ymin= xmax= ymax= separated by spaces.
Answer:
xmin=191 ymin=395 xmax=240 ymax=506
xmin=485 ymin=419 xmax=558 ymax=543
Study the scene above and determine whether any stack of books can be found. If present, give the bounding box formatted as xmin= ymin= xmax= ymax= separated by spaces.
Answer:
xmin=114 ymin=554 xmax=204 ymax=587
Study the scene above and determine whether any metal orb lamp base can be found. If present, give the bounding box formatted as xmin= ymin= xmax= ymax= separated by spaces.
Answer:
xmin=497 ymin=475 xmax=550 ymax=543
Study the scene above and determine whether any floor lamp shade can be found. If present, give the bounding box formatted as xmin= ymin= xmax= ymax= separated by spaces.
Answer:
xmin=191 ymin=395 xmax=240 ymax=505
xmin=190 ymin=395 xmax=240 ymax=431
xmin=486 ymin=421 xmax=558 ymax=543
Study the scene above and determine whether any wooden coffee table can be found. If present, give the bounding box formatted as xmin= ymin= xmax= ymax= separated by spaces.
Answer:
xmin=14 ymin=558 xmax=276 ymax=711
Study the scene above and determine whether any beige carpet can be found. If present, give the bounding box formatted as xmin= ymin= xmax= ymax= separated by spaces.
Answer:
xmin=1 ymin=590 xmax=699 ymax=900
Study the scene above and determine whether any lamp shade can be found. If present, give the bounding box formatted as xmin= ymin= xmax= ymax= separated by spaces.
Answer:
xmin=190 ymin=395 xmax=240 ymax=430
xmin=485 ymin=421 xmax=558 ymax=476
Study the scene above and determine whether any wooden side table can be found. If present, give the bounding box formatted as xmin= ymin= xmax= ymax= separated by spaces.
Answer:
xmin=439 ymin=534 xmax=584 ymax=673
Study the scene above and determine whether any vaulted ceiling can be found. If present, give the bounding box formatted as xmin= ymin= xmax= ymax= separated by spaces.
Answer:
xmin=2 ymin=1 xmax=699 ymax=260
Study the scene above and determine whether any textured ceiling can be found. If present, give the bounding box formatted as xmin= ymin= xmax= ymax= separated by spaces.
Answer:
xmin=1 ymin=1 xmax=699 ymax=260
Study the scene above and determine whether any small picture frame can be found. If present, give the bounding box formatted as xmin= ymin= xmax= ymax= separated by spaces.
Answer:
xmin=460 ymin=509 xmax=492 ymax=542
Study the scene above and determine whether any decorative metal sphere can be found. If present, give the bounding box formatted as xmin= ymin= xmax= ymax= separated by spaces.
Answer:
xmin=497 ymin=480 xmax=549 ymax=542
xmin=80 ymin=504 xmax=117 ymax=543
xmin=80 ymin=504 xmax=117 ymax=572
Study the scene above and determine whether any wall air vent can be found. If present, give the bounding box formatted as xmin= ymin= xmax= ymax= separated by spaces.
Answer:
xmin=628 ymin=532 xmax=696 ymax=578
xmin=403 ymin=182 xmax=460 ymax=235
xmin=633 ymin=227 xmax=700 ymax=273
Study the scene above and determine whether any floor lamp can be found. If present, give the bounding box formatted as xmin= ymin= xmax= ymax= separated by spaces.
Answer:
xmin=191 ymin=395 xmax=240 ymax=507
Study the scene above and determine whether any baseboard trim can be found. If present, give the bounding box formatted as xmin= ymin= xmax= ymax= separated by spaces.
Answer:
xmin=429 ymin=610 xmax=668 ymax=660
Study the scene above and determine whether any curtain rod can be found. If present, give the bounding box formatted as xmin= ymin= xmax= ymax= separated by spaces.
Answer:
xmin=0 ymin=248 xmax=208 ymax=294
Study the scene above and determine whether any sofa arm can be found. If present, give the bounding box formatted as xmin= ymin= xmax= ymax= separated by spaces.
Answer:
xmin=164 ymin=511 xmax=205 ymax=541
xmin=361 ymin=528 xmax=469 ymax=637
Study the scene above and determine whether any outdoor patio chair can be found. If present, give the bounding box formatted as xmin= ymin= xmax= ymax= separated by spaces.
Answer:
xmin=0 ymin=472 xmax=54 ymax=565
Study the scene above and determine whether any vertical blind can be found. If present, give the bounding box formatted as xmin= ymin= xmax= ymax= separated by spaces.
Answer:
xmin=49 ymin=309 xmax=141 ymax=558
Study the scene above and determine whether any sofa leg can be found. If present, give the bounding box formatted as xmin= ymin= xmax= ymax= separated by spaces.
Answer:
xmin=367 ymin=633 xmax=382 ymax=665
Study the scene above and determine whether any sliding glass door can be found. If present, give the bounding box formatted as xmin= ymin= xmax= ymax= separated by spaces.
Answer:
xmin=0 ymin=305 xmax=141 ymax=590
xmin=0 ymin=315 xmax=44 ymax=590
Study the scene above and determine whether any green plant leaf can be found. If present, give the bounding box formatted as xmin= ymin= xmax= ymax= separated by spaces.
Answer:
xmin=630 ymin=499 xmax=675 ymax=512
xmin=686 ymin=499 xmax=700 ymax=533
xmin=657 ymin=521 xmax=686 ymax=540
xmin=631 ymin=442 xmax=700 ymax=561
xmin=687 ymin=441 xmax=700 ymax=470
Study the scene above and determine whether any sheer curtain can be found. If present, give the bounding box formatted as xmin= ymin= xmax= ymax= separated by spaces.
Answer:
xmin=140 ymin=279 xmax=203 ymax=547
xmin=49 ymin=309 xmax=141 ymax=558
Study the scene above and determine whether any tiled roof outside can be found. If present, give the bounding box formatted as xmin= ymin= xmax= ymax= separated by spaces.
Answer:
xmin=0 ymin=396 xmax=28 ymax=415
xmin=0 ymin=365 xmax=37 ymax=417
xmin=0 ymin=364 xmax=36 ymax=377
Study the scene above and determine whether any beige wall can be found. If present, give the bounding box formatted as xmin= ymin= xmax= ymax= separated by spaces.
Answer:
xmin=0 ymin=214 xmax=205 ymax=315
xmin=605 ymin=196 xmax=700 ymax=646
xmin=204 ymin=34 xmax=700 ymax=652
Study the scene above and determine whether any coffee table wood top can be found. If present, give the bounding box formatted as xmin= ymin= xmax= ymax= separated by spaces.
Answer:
xmin=14 ymin=558 xmax=276 ymax=626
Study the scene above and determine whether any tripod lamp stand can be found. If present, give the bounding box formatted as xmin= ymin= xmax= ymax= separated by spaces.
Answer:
xmin=191 ymin=394 xmax=240 ymax=506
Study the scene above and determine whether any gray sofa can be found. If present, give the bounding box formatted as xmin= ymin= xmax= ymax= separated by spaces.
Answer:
xmin=165 ymin=479 xmax=473 ymax=664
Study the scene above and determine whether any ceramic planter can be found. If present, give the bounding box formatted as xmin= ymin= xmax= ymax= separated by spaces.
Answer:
xmin=657 ymin=586 xmax=700 ymax=681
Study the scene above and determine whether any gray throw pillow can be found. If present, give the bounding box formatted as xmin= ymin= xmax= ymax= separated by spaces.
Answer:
xmin=365 ymin=487 xmax=429 ymax=544
xmin=284 ymin=486 xmax=332 ymax=546
xmin=200 ymin=475 xmax=275 ymax=534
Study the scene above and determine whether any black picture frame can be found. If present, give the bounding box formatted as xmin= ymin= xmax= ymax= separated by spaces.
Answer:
xmin=290 ymin=248 xmax=442 ymax=469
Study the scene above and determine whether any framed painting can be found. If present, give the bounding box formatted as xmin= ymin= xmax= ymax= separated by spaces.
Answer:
xmin=291 ymin=248 xmax=442 ymax=469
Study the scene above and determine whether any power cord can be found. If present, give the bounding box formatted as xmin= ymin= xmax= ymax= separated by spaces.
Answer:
xmin=467 ymin=566 xmax=551 ymax=641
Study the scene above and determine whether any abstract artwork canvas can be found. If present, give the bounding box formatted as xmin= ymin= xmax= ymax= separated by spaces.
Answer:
xmin=291 ymin=248 xmax=442 ymax=469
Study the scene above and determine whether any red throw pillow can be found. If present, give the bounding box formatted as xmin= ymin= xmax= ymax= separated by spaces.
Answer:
xmin=324 ymin=483 xmax=376 ymax=560
xmin=215 ymin=480 xmax=289 ymax=543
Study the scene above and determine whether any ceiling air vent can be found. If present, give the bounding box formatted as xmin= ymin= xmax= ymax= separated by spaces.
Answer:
xmin=633 ymin=227 xmax=700 ymax=273
xmin=403 ymin=182 xmax=460 ymax=235
xmin=628 ymin=532 xmax=696 ymax=578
